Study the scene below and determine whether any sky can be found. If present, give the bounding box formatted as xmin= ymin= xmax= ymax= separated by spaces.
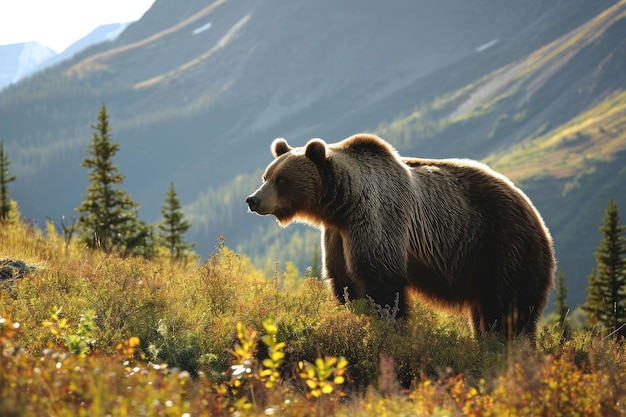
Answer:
xmin=0 ymin=0 xmax=156 ymax=53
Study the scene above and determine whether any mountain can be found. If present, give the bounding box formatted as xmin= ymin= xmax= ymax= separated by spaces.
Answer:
xmin=0 ymin=42 xmax=55 ymax=90
xmin=0 ymin=23 xmax=129 ymax=91
xmin=42 ymin=23 xmax=131 ymax=70
xmin=0 ymin=0 xmax=625 ymax=306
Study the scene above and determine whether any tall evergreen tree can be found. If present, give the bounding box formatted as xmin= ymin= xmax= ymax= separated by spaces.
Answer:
xmin=554 ymin=270 xmax=571 ymax=339
xmin=582 ymin=198 xmax=626 ymax=337
xmin=0 ymin=141 xmax=17 ymax=223
xmin=126 ymin=220 xmax=157 ymax=259
xmin=309 ymin=244 xmax=321 ymax=280
xmin=76 ymin=105 xmax=143 ymax=254
xmin=158 ymin=182 xmax=196 ymax=261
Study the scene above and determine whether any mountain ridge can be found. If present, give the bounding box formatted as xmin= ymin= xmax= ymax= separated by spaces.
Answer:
xmin=0 ymin=23 xmax=129 ymax=91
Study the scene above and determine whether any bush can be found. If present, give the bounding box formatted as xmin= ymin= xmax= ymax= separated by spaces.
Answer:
xmin=1 ymin=224 xmax=626 ymax=415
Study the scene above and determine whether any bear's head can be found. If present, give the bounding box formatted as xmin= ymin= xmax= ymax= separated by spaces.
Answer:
xmin=246 ymin=137 xmax=327 ymax=226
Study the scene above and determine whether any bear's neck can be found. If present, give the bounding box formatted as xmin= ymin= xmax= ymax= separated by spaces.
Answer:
xmin=319 ymin=165 xmax=358 ymax=228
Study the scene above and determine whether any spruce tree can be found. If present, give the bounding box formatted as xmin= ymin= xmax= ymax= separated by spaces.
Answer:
xmin=554 ymin=270 xmax=571 ymax=339
xmin=76 ymin=105 xmax=143 ymax=254
xmin=583 ymin=269 xmax=604 ymax=324
xmin=158 ymin=182 xmax=195 ymax=261
xmin=0 ymin=141 xmax=17 ymax=223
xmin=125 ymin=220 xmax=157 ymax=259
xmin=309 ymin=244 xmax=321 ymax=280
xmin=582 ymin=198 xmax=626 ymax=337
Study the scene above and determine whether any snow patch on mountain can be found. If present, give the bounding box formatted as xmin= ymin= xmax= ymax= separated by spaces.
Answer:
xmin=0 ymin=22 xmax=131 ymax=91
xmin=12 ymin=42 xmax=56 ymax=83
xmin=192 ymin=22 xmax=212 ymax=35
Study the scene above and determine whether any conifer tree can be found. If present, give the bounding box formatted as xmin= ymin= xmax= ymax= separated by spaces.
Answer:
xmin=309 ymin=244 xmax=321 ymax=280
xmin=0 ymin=141 xmax=17 ymax=223
xmin=76 ymin=105 xmax=144 ymax=254
xmin=554 ymin=270 xmax=571 ymax=339
xmin=126 ymin=220 xmax=157 ymax=259
xmin=582 ymin=198 xmax=626 ymax=337
xmin=158 ymin=182 xmax=196 ymax=261
xmin=584 ymin=269 xmax=603 ymax=323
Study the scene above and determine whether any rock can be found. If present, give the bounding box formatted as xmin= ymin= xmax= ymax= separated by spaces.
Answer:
xmin=0 ymin=259 xmax=36 ymax=281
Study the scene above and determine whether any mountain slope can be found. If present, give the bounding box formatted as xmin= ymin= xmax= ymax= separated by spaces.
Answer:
xmin=2 ymin=0 xmax=610 ymax=188
xmin=0 ymin=0 xmax=624 ymax=306
xmin=375 ymin=0 xmax=626 ymax=304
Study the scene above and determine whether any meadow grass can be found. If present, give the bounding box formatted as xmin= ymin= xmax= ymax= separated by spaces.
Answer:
xmin=1 ymin=219 xmax=625 ymax=416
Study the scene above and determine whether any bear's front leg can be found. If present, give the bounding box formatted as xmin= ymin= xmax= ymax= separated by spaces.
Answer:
xmin=344 ymin=224 xmax=408 ymax=318
xmin=362 ymin=279 xmax=409 ymax=319
xmin=348 ymin=241 xmax=410 ymax=320
xmin=322 ymin=228 xmax=363 ymax=303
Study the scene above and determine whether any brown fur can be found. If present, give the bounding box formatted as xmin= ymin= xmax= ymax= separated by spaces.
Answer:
xmin=247 ymin=133 xmax=556 ymax=340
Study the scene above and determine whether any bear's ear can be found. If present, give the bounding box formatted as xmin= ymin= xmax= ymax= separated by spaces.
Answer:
xmin=271 ymin=138 xmax=292 ymax=158
xmin=305 ymin=139 xmax=327 ymax=164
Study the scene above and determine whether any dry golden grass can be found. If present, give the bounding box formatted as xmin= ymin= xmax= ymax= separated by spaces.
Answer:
xmin=1 ymin=218 xmax=626 ymax=416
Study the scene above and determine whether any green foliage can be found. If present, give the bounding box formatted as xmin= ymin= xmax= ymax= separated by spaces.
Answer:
xmin=0 ymin=141 xmax=17 ymax=224
xmin=150 ymin=311 xmax=347 ymax=414
xmin=582 ymin=198 xmax=626 ymax=338
xmin=298 ymin=355 xmax=348 ymax=399
xmin=2 ymin=222 xmax=626 ymax=415
xmin=42 ymin=306 xmax=97 ymax=356
xmin=75 ymin=104 xmax=149 ymax=256
xmin=259 ymin=314 xmax=285 ymax=388
xmin=158 ymin=181 xmax=196 ymax=262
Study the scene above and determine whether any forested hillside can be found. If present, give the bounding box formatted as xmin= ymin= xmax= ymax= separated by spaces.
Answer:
xmin=1 ymin=0 xmax=625 ymax=305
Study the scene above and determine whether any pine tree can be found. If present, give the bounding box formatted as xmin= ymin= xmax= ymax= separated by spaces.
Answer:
xmin=582 ymin=198 xmax=626 ymax=337
xmin=125 ymin=220 xmax=157 ymax=259
xmin=76 ymin=105 xmax=143 ymax=254
xmin=554 ymin=270 xmax=571 ymax=339
xmin=309 ymin=244 xmax=322 ymax=280
xmin=0 ymin=141 xmax=17 ymax=223
xmin=158 ymin=182 xmax=196 ymax=261
xmin=583 ymin=269 xmax=604 ymax=324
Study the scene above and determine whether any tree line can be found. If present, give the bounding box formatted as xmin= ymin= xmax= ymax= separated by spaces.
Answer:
xmin=1 ymin=104 xmax=196 ymax=263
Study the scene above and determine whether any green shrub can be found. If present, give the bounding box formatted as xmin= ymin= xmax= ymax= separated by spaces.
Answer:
xmin=2 ymin=224 xmax=626 ymax=415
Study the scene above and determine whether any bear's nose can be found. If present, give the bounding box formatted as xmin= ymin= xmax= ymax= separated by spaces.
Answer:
xmin=246 ymin=196 xmax=260 ymax=212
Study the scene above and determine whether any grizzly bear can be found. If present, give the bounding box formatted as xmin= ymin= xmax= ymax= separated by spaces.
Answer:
xmin=246 ymin=133 xmax=555 ymax=340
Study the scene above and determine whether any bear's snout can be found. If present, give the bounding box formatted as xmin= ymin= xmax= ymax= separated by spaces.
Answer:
xmin=246 ymin=195 xmax=260 ymax=212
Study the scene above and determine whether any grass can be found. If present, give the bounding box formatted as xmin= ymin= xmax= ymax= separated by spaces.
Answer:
xmin=1 ymin=217 xmax=626 ymax=416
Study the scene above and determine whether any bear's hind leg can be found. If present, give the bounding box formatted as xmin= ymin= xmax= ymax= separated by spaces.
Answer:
xmin=471 ymin=303 xmax=503 ymax=338
xmin=507 ymin=301 xmax=542 ymax=341
xmin=472 ymin=298 xmax=540 ymax=340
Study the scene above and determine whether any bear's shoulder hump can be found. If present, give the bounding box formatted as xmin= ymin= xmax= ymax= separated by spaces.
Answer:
xmin=338 ymin=134 xmax=397 ymax=157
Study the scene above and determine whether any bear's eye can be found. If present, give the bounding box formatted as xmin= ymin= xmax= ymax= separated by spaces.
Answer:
xmin=275 ymin=176 xmax=286 ymax=185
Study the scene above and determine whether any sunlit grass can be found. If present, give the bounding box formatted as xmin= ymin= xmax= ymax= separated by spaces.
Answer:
xmin=485 ymin=90 xmax=626 ymax=182
xmin=1 ymin=219 xmax=626 ymax=415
